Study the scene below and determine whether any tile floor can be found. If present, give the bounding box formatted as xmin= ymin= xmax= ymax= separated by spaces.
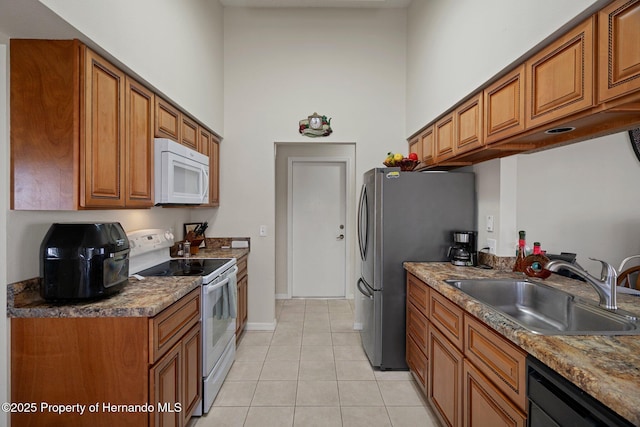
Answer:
xmin=195 ymin=298 xmax=441 ymax=427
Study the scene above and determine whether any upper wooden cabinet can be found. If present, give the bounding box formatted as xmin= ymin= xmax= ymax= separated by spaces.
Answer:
xmin=525 ymin=17 xmax=595 ymax=129
xmin=181 ymin=115 xmax=199 ymax=150
xmin=155 ymin=97 xmax=181 ymax=141
xmin=11 ymin=39 xmax=153 ymax=210
xmin=196 ymin=128 xmax=220 ymax=207
xmin=455 ymin=93 xmax=484 ymax=155
xmin=11 ymin=39 xmax=220 ymax=211
xmin=434 ymin=114 xmax=455 ymax=162
xmin=124 ymin=77 xmax=155 ymax=208
xmin=409 ymin=2 xmax=640 ymax=168
xmin=81 ymin=48 xmax=126 ymax=208
xmin=408 ymin=136 xmax=422 ymax=161
xmin=484 ymin=65 xmax=526 ymax=144
xmin=420 ymin=125 xmax=435 ymax=165
xmin=598 ymin=0 xmax=640 ymax=103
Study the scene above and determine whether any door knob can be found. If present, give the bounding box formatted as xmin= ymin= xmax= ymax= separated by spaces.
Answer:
xmin=337 ymin=234 xmax=345 ymax=240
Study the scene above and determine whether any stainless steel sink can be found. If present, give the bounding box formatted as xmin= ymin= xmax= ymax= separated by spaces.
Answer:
xmin=443 ymin=279 xmax=640 ymax=335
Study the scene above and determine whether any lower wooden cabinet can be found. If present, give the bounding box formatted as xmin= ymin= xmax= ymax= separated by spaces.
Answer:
xmin=429 ymin=326 xmax=464 ymax=427
xmin=11 ymin=288 xmax=202 ymax=427
xmin=236 ymin=254 xmax=249 ymax=340
xmin=463 ymin=360 xmax=526 ymax=427
xmin=406 ymin=274 xmax=529 ymax=427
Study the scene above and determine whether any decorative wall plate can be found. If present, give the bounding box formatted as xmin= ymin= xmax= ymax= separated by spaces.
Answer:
xmin=299 ymin=112 xmax=332 ymax=137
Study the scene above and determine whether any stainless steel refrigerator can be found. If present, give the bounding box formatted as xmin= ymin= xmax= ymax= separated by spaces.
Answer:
xmin=357 ymin=168 xmax=476 ymax=370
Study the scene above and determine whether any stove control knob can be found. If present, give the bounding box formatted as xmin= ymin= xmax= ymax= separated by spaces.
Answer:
xmin=165 ymin=230 xmax=174 ymax=242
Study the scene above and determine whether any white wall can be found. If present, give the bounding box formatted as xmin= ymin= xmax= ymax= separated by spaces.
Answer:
xmin=516 ymin=134 xmax=640 ymax=272
xmin=406 ymin=0 xmax=602 ymax=135
xmin=206 ymin=7 xmax=407 ymax=327
xmin=39 ymin=0 xmax=225 ymax=131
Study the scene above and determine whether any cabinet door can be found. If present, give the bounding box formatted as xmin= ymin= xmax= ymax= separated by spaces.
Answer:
xmin=125 ymin=76 xmax=154 ymax=207
xmin=82 ymin=48 xmax=126 ymax=208
xmin=434 ymin=114 xmax=455 ymax=162
xmin=463 ymin=360 xmax=526 ymax=427
xmin=209 ymin=136 xmax=220 ymax=207
xmin=428 ymin=326 xmax=463 ymax=427
xmin=150 ymin=343 xmax=182 ymax=427
xmin=420 ymin=125 xmax=435 ymax=165
xmin=525 ymin=17 xmax=594 ymax=129
xmin=155 ymin=97 xmax=181 ymax=141
xmin=182 ymin=324 xmax=202 ymax=424
xmin=455 ymin=93 xmax=484 ymax=155
xmin=409 ymin=136 xmax=422 ymax=161
xmin=198 ymin=127 xmax=211 ymax=155
xmin=236 ymin=274 xmax=248 ymax=338
xmin=181 ymin=115 xmax=198 ymax=150
xmin=484 ymin=65 xmax=526 ymax=144
xmin=598 ymin=0 xmax=640 ymax=103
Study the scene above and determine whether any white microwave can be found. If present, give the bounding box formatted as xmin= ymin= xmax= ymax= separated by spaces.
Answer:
xmin=154 ymin=138 xmax=209 ymax=205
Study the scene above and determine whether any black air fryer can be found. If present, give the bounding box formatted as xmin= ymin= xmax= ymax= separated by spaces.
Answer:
xmin=40 ymin=222 xmax=130 ymax=301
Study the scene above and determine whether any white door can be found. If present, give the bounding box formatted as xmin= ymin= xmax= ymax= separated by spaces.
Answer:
xmin=291 ymin=160 xmax=346 ymax=297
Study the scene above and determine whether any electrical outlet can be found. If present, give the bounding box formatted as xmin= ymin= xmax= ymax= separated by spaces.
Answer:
xmin=486 ymin=215 xmax=494 ymax=232
xmin=259 ymin=225 xmax=267 ymax=237
xmin=487 ymin=238 xmax=497 ymax=255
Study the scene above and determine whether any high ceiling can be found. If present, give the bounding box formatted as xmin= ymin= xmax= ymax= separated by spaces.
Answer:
xmin=220 ymin=0 xmax=412 ymax=8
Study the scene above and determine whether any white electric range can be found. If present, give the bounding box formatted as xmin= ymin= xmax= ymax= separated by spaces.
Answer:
xmin=127 ymin=228 xmax=237 ymax=416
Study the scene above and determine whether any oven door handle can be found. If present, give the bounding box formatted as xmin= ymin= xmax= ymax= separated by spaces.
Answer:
xmin=204 ymin=266 xmax=239 ymax=294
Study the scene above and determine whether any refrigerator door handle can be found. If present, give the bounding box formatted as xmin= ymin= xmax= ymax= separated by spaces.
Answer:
xmin=357 ymin=278 xmax=374 ymax=300
xmin=357 ymin=185 xmax=369 ymax=261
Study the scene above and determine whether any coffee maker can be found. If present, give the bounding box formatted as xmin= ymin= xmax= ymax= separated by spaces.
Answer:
xmin=448 ymin=231 xmax=477 ymax=267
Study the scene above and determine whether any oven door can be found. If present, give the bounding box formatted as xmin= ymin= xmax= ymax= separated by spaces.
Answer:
xmin=202 ymin=270 xmax=237 ymax=376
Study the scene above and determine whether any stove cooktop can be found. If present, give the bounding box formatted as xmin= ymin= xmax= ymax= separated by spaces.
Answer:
xmin=136 ymin=258 xmax=233 ymax=278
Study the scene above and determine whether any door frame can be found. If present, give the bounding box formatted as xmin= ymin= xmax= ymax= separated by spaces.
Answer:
xmin=287 ymin=156 xmax=354 ymax=299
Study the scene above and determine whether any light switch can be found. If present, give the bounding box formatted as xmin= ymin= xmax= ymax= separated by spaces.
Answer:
xmin=486 ymin=215 xmax=494 ymax=232
xmin=259 ymin=225 xmax=267 ymax=237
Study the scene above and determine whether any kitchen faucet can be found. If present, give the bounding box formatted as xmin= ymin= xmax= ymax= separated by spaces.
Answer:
xmin=545 ymin=258 xmax=618 ymax=310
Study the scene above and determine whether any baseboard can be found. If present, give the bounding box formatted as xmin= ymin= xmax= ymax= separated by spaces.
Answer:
xmin=353 ymin=322 xmax=363 ymax=330
xmin=275 ymin=293 xmax=289 ymax=300
xmin=245 ymin=320 xmax=277 ymax=331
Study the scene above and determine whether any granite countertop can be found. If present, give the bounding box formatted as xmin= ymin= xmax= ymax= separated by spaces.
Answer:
xmin=180 ymin=247 xmax=249 ymax=260
xmin=7 ymin=276 xmax=202 ymax=318
xmin=7 ymin=244 xmax=249 ymax=319
xmin=404 ymin=262 xmax=640 ymax=426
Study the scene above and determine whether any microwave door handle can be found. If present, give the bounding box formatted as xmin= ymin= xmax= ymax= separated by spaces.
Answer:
xmin=201 ymin=166 xmax=210 ymax=203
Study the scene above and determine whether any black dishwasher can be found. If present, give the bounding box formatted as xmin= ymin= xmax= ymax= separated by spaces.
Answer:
xmin=527 ymin=356 xmax=633 ymax=427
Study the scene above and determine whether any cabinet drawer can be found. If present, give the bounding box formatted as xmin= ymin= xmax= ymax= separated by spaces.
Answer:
xmin=407 ymin=273 xmax=429 ymax=316
xmin=407 ymin=301 xmax=429 ymax=350
xmin=463 ymin=359 xmax=526 ymax=427
xmin=150 ymin=288 xmax=201 ymax=363
xmin=430 ymin=291 xmax=464 ymax=351
xmin=407 ymin=334 xmax=427 ymax=389
xmin=464 ymin=315 xmax=527 ymax=412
